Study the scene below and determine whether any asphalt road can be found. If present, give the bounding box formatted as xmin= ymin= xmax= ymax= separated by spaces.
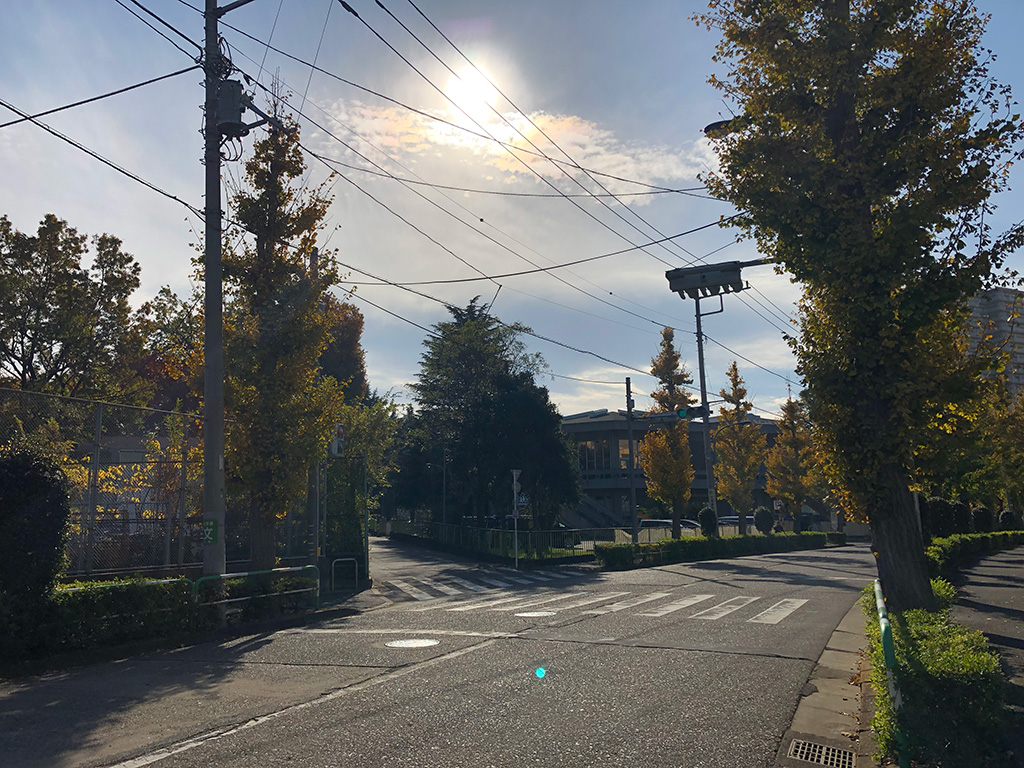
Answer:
xmin=0 ymin=539 xmax=877 ymax=768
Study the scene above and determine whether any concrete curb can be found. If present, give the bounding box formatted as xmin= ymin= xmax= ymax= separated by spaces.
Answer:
xmin=774 ymin=601 xmax=879 ymax=767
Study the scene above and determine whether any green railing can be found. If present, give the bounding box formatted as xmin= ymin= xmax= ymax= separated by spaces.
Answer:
xmin=193 ymin=565 xmax=320 ymax=610
xmin=874 ymin=579 xmax=909 ymax=768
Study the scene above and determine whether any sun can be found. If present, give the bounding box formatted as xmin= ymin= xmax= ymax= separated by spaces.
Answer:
xmin=442 ymin=66 xmax=501 ymax=125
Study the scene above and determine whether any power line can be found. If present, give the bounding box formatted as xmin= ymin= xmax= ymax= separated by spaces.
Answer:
xmin=113 ymin=0 xmax=201 ymax=58
xmin=0 ymin=97 xmax=202 ymax=217
xmin=395 ymin=0 xmax=708 ymax=269
xmin=0 ymin=66 xmax=201 ymax=130
xmin=703 ymin=334 xmax=797 ymax=385
xmin=336 ymin=216 xmax=738 ymax=286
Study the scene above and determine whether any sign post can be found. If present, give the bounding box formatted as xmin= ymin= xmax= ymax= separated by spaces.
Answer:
xmin=512 ymin=470 xmax=522 ymax=570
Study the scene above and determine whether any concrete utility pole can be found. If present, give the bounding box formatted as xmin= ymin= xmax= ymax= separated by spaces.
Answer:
xmin=202 ymin=0 xmax=227 ymax=576
xmin=626 ymin=377 xmax=638 ymax=544
xmin=693 ymin=298 xmax=717 ymax=517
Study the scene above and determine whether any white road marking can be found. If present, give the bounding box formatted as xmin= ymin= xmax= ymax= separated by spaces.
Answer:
xmin=583 ymin=592 xmax=673 ymax=615
xmin=412 ymin=577 xmax=462 ymax=596
xmin=443 ymin=576 xmax=490 ymax=592
xmin=546 ymin=591 xmax=631 ymax=612
xmin=747 ymin=599 xmax=808 ymax=624
xmin=533 ymin=569 xmax=570 ymax=579
xmin=488 ymin=572 xmax=534 ymax=584
xmin=690 ymin=596 xmax=760 ymax=620
xmin=637 ymin=594 xmax=715 ymax=617
xmin=491 ymin=592 xmax=588 ymax=612
xmin=448 ymin=594 xmax=528 ymax=611
xmin=496 ymin=567 xmax=552 ymax=581
xmin=387 ymin=579 xmax=435 ymax=601
xmin=475 ymin=575 xmax=513 ymax=588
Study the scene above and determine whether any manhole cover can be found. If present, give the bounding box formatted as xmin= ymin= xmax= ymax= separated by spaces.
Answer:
xmin=515 ymin=611 xmax=556 ymax=617
xmin=385 ymin=638 xmax=440 ymax=648
xmin=787 ymin=739 xmax=855 ymax=768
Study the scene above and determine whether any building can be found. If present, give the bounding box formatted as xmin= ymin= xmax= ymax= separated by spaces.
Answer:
xmin=560 ymin=408 xmax=778 ymax=528
xmin=969 ymin=287 xmax=1024 ymax=396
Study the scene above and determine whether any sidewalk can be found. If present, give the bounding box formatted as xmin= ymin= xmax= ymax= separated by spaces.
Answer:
xmin=776 ymin=545 xmax=1024 ymax=768
xmin=950 ymin=546 xmax=1024 ymax=766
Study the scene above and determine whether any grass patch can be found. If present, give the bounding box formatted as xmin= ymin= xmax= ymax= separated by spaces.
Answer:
xmin=862 ymin=580 xmax=1006 ymax=767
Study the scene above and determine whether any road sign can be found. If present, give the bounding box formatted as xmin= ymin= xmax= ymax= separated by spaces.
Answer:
xmin=517 ymin=492 xmax=528 ymax=505
xmin=773 ymin=500 xmax=783 ymax=511
xmin=202 ymin=520 xmax=218 ymax=545
xmin=511 ymin=508 xmax=520 ymax=519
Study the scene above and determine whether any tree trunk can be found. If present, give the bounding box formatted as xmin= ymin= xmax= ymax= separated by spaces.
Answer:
xmin=671 ymin=498 xmax=682 ymax=540
xmin=870 ymin=466 xmax=936 ymax=612
xmin=250 ymin=507 xmax=277 ymax=571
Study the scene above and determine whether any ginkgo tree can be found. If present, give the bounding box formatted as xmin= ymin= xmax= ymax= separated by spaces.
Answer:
xmin=699 ymin=0 xmax=1024 ymax=610
xmin=765 ymin=398 xmax=816 ymax=533
xmin=712 ymin=362 xmax=766 ymax=534
xmin=638 ymin=328 xmax=696 ymax=539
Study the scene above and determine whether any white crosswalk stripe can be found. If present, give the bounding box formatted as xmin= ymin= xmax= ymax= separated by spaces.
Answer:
xmin=488 ymin=572 xmax=534 ymax=585
xmin=532 ymin=569 xmax=570 ymax=579
xmin=690 ymin=596 xmax=760 ymax=620
xmin=448 ymin=594 xmax=525 ymax=612
xmin=637 ymin=594 xmax=715 ymax=617
xmin=747 ymin=599 xmax=808 ymax=624
xmin=387 ymin=579 xmax=435 ymax=601
xmin=413 ymin=577 xmax=462 ymax=596
xmin=583 ymin=592 xmax=673 ymax=615
xmin=492 ymin=592 xmax=589 ymax=612
xmin=539 ymin=591 xmax=631 ymax=612
xmin=495 ymin=568 xmax=552 ymax=582
xmin=475 ymin=576 xmax=513 ymax=588
xmin=443 ymin=576 xmax=491 ymax=592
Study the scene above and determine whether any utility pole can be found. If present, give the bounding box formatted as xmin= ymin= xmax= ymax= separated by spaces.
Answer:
xmin=202 ymin=0 xmax=227 ymax=576
xmin=693 ymin=298 xmax=717 ymax=517
xmin=626 ymin=377 xmax=638 ymax=544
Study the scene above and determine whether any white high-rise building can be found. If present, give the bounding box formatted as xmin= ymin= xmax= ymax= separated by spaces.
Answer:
xmin=969 ymin=287 xmax=1024 ymax=396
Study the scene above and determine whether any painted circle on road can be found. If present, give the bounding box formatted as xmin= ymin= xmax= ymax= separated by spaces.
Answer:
xmin=515 ymin=611 xmax=556 ymax=617
xmin=385 ymin=638 xmax=440 ymax=648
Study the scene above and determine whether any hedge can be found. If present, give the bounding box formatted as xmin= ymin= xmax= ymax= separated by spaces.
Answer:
xmin=1 ymin=574 xmax=318 ymax=667
xmin=924 ymin=531 xmax=1024 ymax=578
xmin=594 ymin=531 xmax=836 ymax=570
xmin=862 ymin=580 xmax=1005 ymax=767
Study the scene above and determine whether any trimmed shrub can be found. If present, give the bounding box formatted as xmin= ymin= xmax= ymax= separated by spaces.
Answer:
xmin=924 ymin=531 xmax=1024 ymax=578
xmin=926 ymin=497 xmax=955 ymax=539
xmin=971 ymin=505 xmax=994 ymax=534
xmin=593 ymin=532 xmax=828 ymax=569
xmin=825 ymin=531 xmax=847 ymax=546
xmin=698 ymin=505 xmax=718 ymax=538
xmin=951 ymin=501 xmax=972 ymax=535
xmin=0 ymin=448 xmax=71 ymax=602
xmin=999 ymin=509 xmax=1021 ymax=531
xmin=753 ymin=506 xmax=774 ymax=535
xmin=593 ymin=543 xmax=636 ymax=570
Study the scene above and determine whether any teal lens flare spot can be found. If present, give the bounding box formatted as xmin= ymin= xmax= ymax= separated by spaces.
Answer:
xmin=535 ymin=667 xmax=546 ymax=678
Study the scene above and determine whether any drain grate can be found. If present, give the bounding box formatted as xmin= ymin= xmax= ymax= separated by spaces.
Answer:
xmin=787 ymin=739 xmax=855 ymax=768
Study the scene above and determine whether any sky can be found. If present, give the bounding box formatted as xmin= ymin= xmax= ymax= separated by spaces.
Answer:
xmin=2 ymin=0 xmax=1022 ymax=420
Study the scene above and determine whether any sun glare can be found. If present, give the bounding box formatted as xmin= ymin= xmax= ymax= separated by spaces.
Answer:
xmin=442 ymin=66 xmax=501 ymax=125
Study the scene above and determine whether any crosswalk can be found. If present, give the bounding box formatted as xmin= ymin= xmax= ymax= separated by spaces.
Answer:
xmin=380 ymin=571 xmax=810 ymax=625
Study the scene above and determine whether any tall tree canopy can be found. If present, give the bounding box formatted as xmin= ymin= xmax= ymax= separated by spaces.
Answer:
xmin=699 ymin=0 xmax=1024 ymax=609
xmin=410 ymin=299 xmax=578 ymax=527
xmin=712 ymin=362 xmax=767 ymax=533
xmin=639 ymin=327 xmax=697 ymax=538
xmin=0 ymin=214 xmax=149 ymax=403
xmin=222 ymin=116 xmax=345 ymax=569
xmin=765 ymin=397 xmax=815 ymax=532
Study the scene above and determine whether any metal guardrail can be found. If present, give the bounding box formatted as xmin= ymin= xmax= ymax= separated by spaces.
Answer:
xmin=331 ymin=558 xmax=359 ymax=591
xmin=874 ymin=579 xmax=910 ymax=768
xmin=193 ymin=565 xmax=320 ymax=610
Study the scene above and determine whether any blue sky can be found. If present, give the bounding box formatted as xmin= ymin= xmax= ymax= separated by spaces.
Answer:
xmin=2 ymin=1 xmax=1022 ymax=418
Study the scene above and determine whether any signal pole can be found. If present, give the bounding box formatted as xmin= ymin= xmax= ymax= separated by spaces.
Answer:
xmin=626 ymin=377 xmax=638 ymax=544
xmin=693 ymin=297 xmax=718 ymax=516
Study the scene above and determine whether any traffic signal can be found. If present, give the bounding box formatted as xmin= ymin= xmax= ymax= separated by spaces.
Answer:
xmin=677 ymin=404 xmax=708 ymax=420
xmin=329 ymin=423 xmax=345 ymax=457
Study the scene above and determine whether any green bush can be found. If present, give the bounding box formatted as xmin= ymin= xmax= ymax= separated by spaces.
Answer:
xmin=195 ymin=574 xmax=318 ymax=628
xmin=999 ymin=509 xmax=1021 ymax=531
xmin=926 ymin=497 xmax=955 ymax=538
xmin=698 ymin=505 xmax=718 ymax=538
xmin=0 ymin=448 xmax=71 ymax=602
xmin=924 ymin=531 xmax=1024 ymax=578
xmin=862 ymin=580 xmax=1005 ymax=767
xmin=825 ymin=531 xmax=847 ymax=546
xmin=753 ymin=506 xmax=774 ymax=535
xmin=593 ymin=532 xmax=828 ymax=569
xmin=972 ymin=505 xmax=994 ymax=533
xmin=951 ymin=501 xmax=972 ymax=534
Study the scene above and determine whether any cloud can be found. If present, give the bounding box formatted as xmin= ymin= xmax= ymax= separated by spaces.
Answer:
xmin=314 ymin=99 xmax=708 ymax=201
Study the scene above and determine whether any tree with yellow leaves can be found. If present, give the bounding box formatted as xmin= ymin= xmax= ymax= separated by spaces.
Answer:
xmin=713 ymin=362 xmax=766 ymax=534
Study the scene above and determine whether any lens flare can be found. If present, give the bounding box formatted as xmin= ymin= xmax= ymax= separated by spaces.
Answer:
xmin=535 ymin=667 xmax=547 ymax=679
